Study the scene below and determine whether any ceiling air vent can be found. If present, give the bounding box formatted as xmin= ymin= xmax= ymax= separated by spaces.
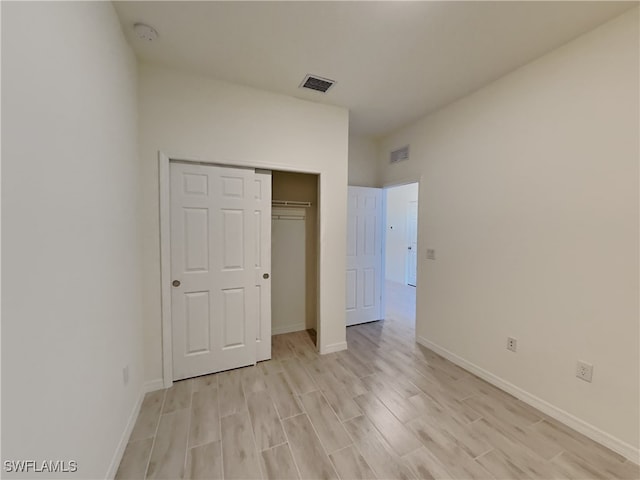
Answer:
xmin=300 ymin=74 xmax=335 ymax=93
xmin=390 ymin=145 xmax=410 ymax=164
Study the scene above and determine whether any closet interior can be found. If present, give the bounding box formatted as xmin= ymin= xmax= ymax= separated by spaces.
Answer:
xmin=271 ymin=171 xmax=318 ymax=344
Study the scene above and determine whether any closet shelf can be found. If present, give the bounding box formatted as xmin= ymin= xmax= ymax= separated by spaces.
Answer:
xmin=271 ymin=200 xmax=312 ymax=208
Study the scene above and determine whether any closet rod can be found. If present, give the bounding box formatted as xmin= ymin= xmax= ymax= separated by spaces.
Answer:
xmin=271 ymin=200 xmax=312 ymax=208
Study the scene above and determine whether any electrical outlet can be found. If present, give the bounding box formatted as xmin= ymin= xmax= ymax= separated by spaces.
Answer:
xmin=576 ymin=361 xmax=593 ymax=383
xmin=507 ymin=337 xmax=517 ymax=352
xmin=122 ymin=365 xmax=129 ymax=385
xmin=426 ymin=249 xmax=436 ymax=260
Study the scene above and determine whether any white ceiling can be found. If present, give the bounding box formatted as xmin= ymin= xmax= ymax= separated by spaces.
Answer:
xmin=114 ymin=1 xmax=635 ymax=137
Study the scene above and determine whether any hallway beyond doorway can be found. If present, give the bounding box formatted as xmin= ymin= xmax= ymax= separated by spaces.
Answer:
xmin=384 ymin=280 xmax=416 ymax=328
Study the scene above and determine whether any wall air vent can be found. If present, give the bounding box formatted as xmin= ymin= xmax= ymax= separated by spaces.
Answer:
xmin=390 ymin=145 xmax=410 ymax=164
xmin=299 ymin=74 xmax=336 ymax=93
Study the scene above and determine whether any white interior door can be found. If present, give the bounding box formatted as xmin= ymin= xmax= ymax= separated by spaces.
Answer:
xmin=406 ymin=201 xmax=418 ymax=287
xmin=254 ymin=170 xmax=272 ymax=361
xmin=346 ymin=186 xmax=383 ymax=326
xmin=170 ymin=162 xmax=257 ymax=380
xmin=271 ymin=208 xmax=306 ymax=335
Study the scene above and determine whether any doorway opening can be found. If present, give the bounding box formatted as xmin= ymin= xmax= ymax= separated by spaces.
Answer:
xmin=383 ymin=182 xmax=419 ymax=328
xmin=271 ymin=171 xmax=319 ymax=346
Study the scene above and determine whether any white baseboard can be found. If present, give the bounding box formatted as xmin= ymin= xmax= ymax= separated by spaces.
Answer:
xmin=417 ymin=336 xmax=640 ymax=465
xmin=321 ymin=341 xmax=348 ymax=354
xmin=272 ymin=323 xmax=306 ymax=335
xmin=105 ymin=387 xmax=145 ymax=479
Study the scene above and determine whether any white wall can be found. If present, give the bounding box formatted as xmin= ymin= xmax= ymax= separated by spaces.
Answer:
xmin=138 ymin=64 xmax=349 ymax=382
xmin=378 ymin=8 xmax=639 ymax=459
xmin=385 ymin=183 xmax=419 ymax=284
xmin=2 ymin=2 xmax=143 ymax=478
xmin=348 ymin=134 xmax=380 ymax=187
xmin=271 ymin=214 xmax=307 ymax=335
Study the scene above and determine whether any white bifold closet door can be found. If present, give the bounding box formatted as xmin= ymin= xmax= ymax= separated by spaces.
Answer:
xmin=346 ymin=186 xmax=383 ymax=326
xmin=170 ymin=162 xmax=271 ymax=381
xmin=271 ymin=208 xmax=306 ymax=335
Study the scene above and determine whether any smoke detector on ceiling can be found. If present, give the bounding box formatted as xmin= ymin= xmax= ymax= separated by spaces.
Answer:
xmin=134 ymin=23 xmax=159 ymax=42
xmin=299 ymin=74 xmax=336 ymax=93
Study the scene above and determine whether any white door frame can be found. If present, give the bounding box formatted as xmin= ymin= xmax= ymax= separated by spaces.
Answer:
xmin=382 ymin=178 xmax=422 ymax=324
xmin=159 ymin=151 xmax=322 ymax=388
xmin=405 ymin=200 xmax=418 ymax=287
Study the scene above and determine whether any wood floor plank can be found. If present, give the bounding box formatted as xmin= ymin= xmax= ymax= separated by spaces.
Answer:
xmin=264 ymin=371 xmax=303 ymax=419
xmin=129 ymin=390 xmax=165 ymax=442
xmin=303 ymin=353 xmax=341 ymax=375
xmin=550 ymin=451 xmax=609 ymax=480
xmin=343 ymin=415 xmax=417 ymax=480
xmin=259 ymin=359 xmax=284 ymax=376
xmin=413 ymin=410 xmax=491 ymax=459
xmin=360 ymin=375 xmax=421 ymax=423
xmin=329 ymin=445 xmax=377 ymax=480
xmin=532 ymin=419 xmax=631 ymax=478
xmin=371 ymin=370 xmax=422 ymax=399
xmin=425 ymin=359 xmax=470 ymax=383
xmin=338 ymin=349 xmax=375 ymax=378
xmin=115 ymin=438 xmax=153 ymax=480
xmin=409 ymin=390 xmax=481 ymax=426
xmin=535 ymin=417 xmax=627 ymax=463
xmin=282 ymin=414 xmax=339 ymax=480
xmin=346 ymin=331 xmax=380 ymax=356
xmin=261 ymin=444 xmax=300 ymax=480
xmin=615 ymin=461 xmax=640 ymax=480
xmin=300 ymin=390 xmax=352 ymax=454
xmin=474 ymin=381 xmax=534 ymax=417
xmin=247 ymin=390 xmax=287 ymax=451
xmin=272 ymin=334 xmax=296 ymax=360
xmin=401 ymin=368 xmax=483 ymax=424
xmin=353 ymin=393 xmax=421 ymax=456
xmin=221 ymin=412 xmax=262 ymax=480
xmin=445 ymin=377 xmax=483 ymax=401
xmin=472 ymin=414 xmax=562 ymax=461
xmin=312 ymin=372 xmax=362 ymax=422
xmin=406 ymin=416 xmax=493 ymax=480
xmin=327 ymin=359 xmax=369 ymax=397
xmin=462 ymin=373 xmax=517 ymax=399
xmin=281 ymin=359 xmax=318 ymax=395
xmin=475 ymin=449 xmax=529 ymax=480
xmin=147 ymin=409 xmax=190 ymax=480
xmin=470 ymin=418 xmax=556 ymax=479
xmin=465 ymin=394 xmax=540 ymax=430
xmin=185 ymin=441 xmax=223 ymax=480
xmin=283 ymin=333 xmax=319 ymax=361
xmin=188 ymin=388 xmax=220 ymax=447
xmin=402 ymin=446 xmax=453 ymax=480
xmin=162 ymin=379 xmax=192 ymax=414
xmin=192 ymin=373 xmax=217 ymax=393
xmin=241 ymin=366 xmax=268 ymax=395
xmin=218 ymin=369 xmax=247 ymax=418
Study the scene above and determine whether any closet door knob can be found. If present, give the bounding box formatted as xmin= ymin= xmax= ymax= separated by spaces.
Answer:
xmin=263 ymin=273 xmax=270 ymax=279
xmin=172 ymin=280 xmax=181 ymax=287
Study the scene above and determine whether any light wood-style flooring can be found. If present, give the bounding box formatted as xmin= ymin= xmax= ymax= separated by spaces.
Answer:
xmin=116 ymin=298 xmax=639 ymax=479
